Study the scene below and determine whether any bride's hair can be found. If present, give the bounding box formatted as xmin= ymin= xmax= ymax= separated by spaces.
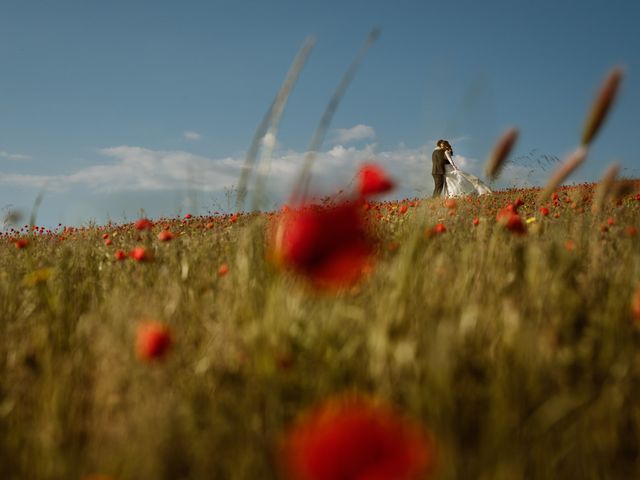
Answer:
xmin=442 ymin=140 xmax=453 ymax=154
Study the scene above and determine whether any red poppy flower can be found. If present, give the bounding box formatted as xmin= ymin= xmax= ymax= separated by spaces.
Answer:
xmin=626 ymin=226 xmax=638 ymax=237
xmin=14 ymin=238 xmax=28 ymax=249
xmin=497 ymin=204 xmax=526 ymax=235
xmin=539 ymin=207 xmax=550 ymax=217
xmin=496 ymin=203 xmax=518 ymax=222
xmin=104 ymin=238 xmax=112 ymax=246
xmin=399 ymin=204 xmax=409 ymax=215
xmin=472 ymin=218 xmax=480 ymax=226
xmin=358 ymin=163 xmax=394 ymax=198
xmin=281 ymin=394 xmax=435 ymax=480
xmin=444 ymin=198 xmax=457 ymax=209
xmin=502 ymin=213 xmax=526 ymax=234
xmin=270 ymin=201 xmax=374 ymax=289
xmin=136 ymin=321 xmax=172 ymax=361
xmin=433 ymin=223 xmax=446 ymax=234
xmin=135 ymin=218 xmax=153 ymax=231
xmin=184 ymin=213 xmax=192 ymax=219
xmin=157 ymin=230 xmax=173 ymax=242
xmin=130 ymin=246 xmax=152 ymax=262
xmin=114 ymin=249 xmax=127 ymax=261
xmin=218 ymin=263 xmax=229 ymax=276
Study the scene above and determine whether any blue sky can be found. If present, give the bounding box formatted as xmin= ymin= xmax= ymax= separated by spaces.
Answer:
xmin=1 ymin=0 xmax=639 ymax=227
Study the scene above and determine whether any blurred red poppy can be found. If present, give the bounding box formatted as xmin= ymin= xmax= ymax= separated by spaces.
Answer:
xmin=157 ymin=230 xmax=173 ymax=242
xmin=135 ymin=218 xmax=153 ymax=231
xmin=503 ymin=213 xmax=526 ymax=234
xmin=130 ymin=246 xmax=152 ymax=262
xmin=270 ymin=201 xmax=374 ymax=289
xmin=136 ymin=321 xmax=172 ymax=362
xmin=497 ymin=204 xmax=526 ymax=235
xmin=444 ymin=198 xmax=457 ymax=210
xmin=358 ymin=163 xmax=394 ymax=198
xmin=281 ymin=394 xmax=435 ymax=480
xmin=14 ymin=238 xmax=28 ymax=249
xmin=218 ymin=263 xmax=229 ymax=277
xmin=433 ymin=223 xmax=447 ymax=234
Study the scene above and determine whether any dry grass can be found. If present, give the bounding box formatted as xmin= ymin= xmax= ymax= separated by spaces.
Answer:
xmin=1 ymin=182 xmax=640 ymax=479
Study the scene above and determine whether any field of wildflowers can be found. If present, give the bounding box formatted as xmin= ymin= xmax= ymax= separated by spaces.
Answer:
xmin=1 ymin=174 xmax=640 ymax=479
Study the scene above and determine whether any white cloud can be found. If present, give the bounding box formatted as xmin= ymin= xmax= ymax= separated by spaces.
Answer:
xmin=0 ymin=143 xmax=429 ymax=200
xmin=332 ymin=124 xmax=375 ymax=145
xmin=0 ymin=150 xmax=31 ymax=161
xmin=183 ymin=131 xmax=202 ymax=141
xmin=0 ymin=172 xmax=61 ymax=191
xmin=0 ymin=146 xmax=239 ymax=194
xmin=0 ymin=142 xmax=547 ymax=202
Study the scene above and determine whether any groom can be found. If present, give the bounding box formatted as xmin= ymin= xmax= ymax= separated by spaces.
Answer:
xmin=432 ymin=139 xmax=448 ymax=198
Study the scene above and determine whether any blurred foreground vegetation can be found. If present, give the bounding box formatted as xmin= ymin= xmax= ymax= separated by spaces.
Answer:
xmin=1 ymin=183 xmax=640 ymax=479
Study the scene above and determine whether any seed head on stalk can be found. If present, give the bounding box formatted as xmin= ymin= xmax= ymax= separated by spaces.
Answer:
xmin=484 ymin=128 xmax=518 ymax=181
xmin=582 ymin=67 xmax=623 ymax=146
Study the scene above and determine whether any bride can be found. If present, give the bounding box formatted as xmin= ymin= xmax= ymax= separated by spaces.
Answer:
xmin=440 ymin=140 xmax=492 ymax=197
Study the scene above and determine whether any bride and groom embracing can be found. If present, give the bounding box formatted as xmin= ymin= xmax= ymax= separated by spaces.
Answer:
xmin=432 ymin=139 xmax=492 ymax=198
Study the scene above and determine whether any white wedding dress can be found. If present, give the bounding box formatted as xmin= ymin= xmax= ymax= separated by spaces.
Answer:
xmin=443 ymin=151 xmax=492 ymax=197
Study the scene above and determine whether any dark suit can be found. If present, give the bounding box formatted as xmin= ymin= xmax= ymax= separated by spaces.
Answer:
xmin=432 ymin=148 xmax=451 ymax=198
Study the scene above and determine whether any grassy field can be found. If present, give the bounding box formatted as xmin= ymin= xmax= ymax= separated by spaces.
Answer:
xmin=1 ymin=180 xmax=640 ymax=479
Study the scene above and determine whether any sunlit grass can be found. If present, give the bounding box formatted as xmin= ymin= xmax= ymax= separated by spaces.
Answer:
xmin=1 ymin=182 xmax=639 ymax=479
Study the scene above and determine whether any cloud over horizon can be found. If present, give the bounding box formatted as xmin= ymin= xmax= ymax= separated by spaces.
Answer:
xmin=183 ymin=131 xmax=202 ymax=141
xmin=332 ymin=124 xmax=376 ymax=145
xmin=1 ymin=150 xmax=32 ymax=161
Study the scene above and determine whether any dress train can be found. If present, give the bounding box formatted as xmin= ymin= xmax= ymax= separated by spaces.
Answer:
xmin=443 ymin=164 xmax=492 ymax=197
